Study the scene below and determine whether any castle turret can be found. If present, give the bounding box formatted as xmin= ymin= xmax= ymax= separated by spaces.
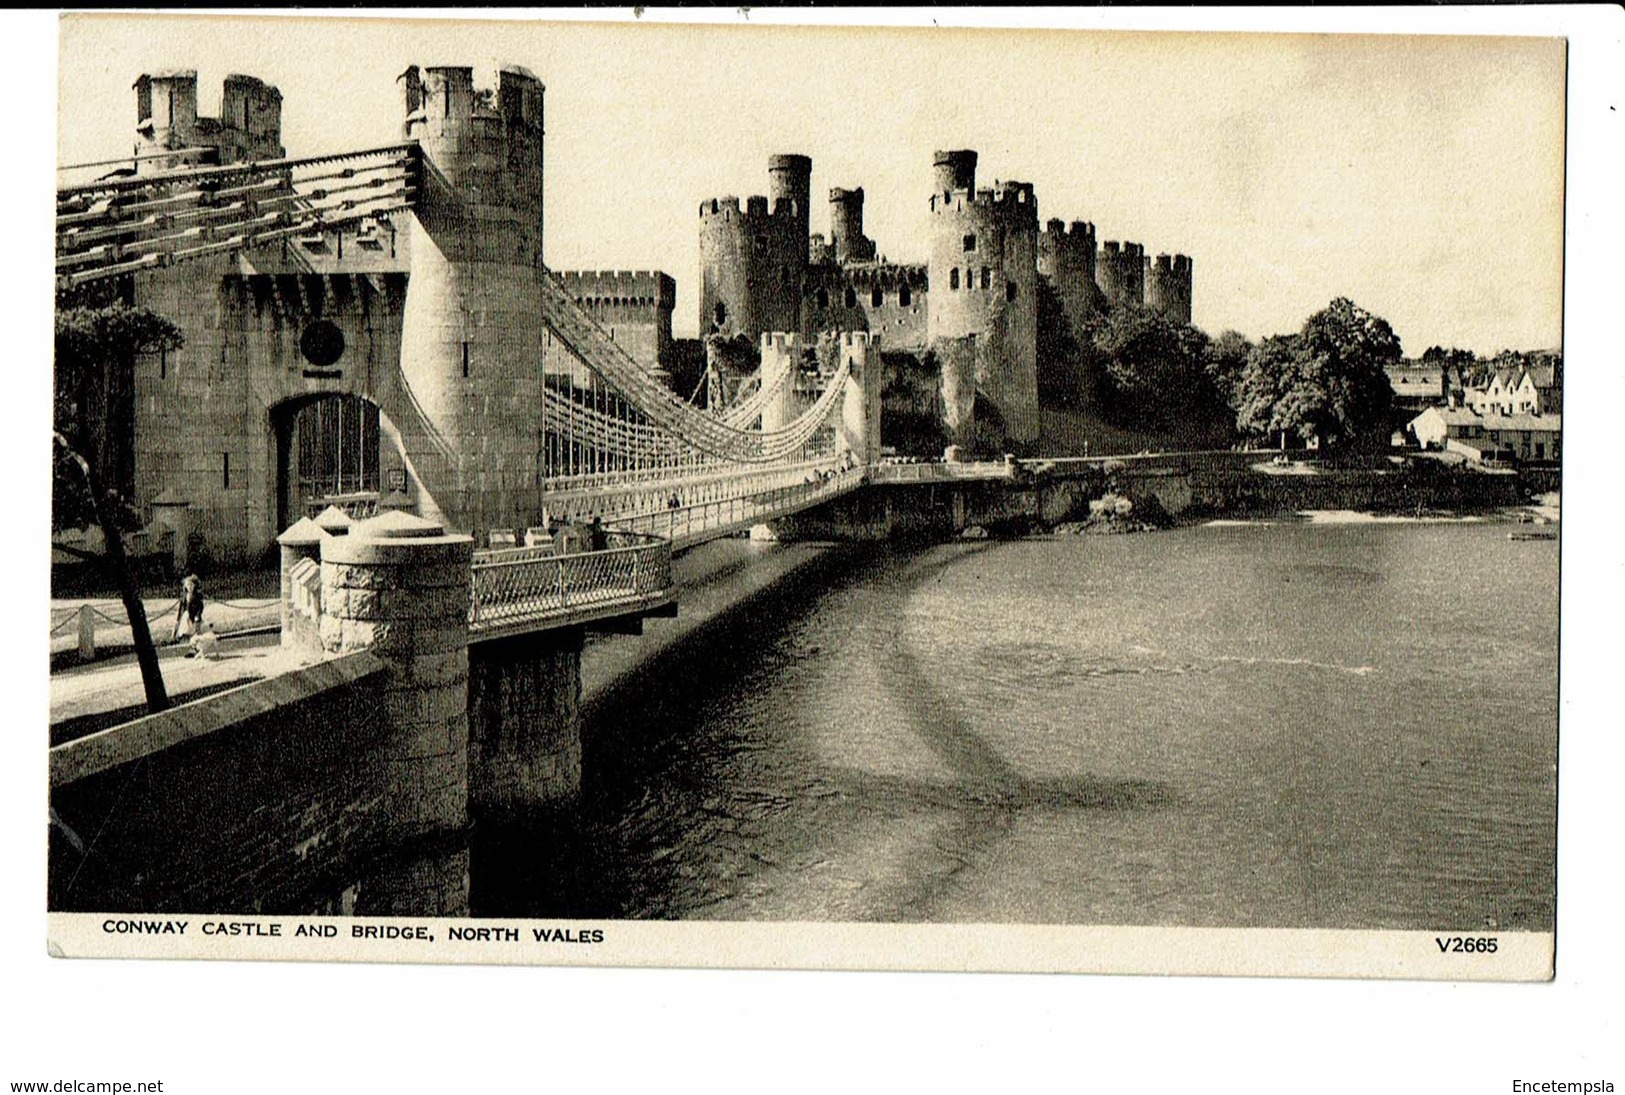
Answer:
xmin=757 ymin=333 xmax=804 ymax=435
xmin=1145 ymin=253 xmax=1193 ymax=325
xmin=829 ymin=187 xmax=877 ymax=264
xmin=836 ymin=331 xmax=883 ymax=465
xmin=1096 ymin=240 xmax=1146 ymax=311
xmin=394 ymin=64 xmax=547 ymax=535
xmin=927 ymin=151 xmax=1039 ymax=448
xmin=1037 ymin=218 xmax=1101 ymax=335
xmin=699 ymin=154 xmax=812 ymax=342
xmin=134 ymin=69 xmax=284 ymax=173
xmin=767 ymin=153 xmax=812 ymax=253
xmin=933 ymin=149 xmax=979 ymax=196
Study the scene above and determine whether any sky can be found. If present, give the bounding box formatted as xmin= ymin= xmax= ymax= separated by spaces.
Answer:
xmin=58 ymin=12 xmax=1566 ymax=354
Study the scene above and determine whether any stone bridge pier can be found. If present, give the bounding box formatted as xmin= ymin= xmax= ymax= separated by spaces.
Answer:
xmin=466 ymin=628 xmax=586 ymax=823
xmin=318 ymin=511 xmax=474 ymax=915
xmin=286 ymin=510 xmax=594 ymax=911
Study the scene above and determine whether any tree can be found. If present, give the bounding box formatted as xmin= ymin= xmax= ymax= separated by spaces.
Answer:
xmin=55 ymin=302 xmax=185 ymax=712
xmin=1233 ymin=297 xmax=1399 ymax=450
xmin=1204 ymin=329 xmax=1253 ymax=409
xmin=1081 ymin=304 xmax=1223 ymax=432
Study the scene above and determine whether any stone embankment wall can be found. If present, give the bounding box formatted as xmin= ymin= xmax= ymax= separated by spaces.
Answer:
xmin=50 ymin=507 xmax=602 ymax=915
xmin=782 ymin=454 xmax=1531 ymax=540
xmin=49 ymin=654 xmax=395 ymax=914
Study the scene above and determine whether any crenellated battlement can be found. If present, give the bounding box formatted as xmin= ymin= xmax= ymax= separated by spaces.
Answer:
xmin=760 ymin=332 xmax=805 ymax=354
xmin=839 ymin=331 xmax=879 ymax=350
xmin=556 ymin=270 xmax=676 ymax=309
xmin=399 ymin=64 xmax=544 ymax=137
xmin=840 ymin=262 xmax=930 ymax=290
xmin=1044 ymin=218 xmax=1097 ymax=244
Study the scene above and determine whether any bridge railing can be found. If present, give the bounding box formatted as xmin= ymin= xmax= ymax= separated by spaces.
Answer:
xmin=868 ymin=460 xmax=1016 ymax=484
xmin=468 ymin=531 xmax=672 ymax=637
xmin=610 ymin=465 xmax=866 ymax=548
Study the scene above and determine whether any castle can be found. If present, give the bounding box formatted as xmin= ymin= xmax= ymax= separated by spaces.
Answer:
xmin=698 ymin=149 xmax=1194 ymax=448
xmin=64 ymin=66 xmax=1192 ymax=567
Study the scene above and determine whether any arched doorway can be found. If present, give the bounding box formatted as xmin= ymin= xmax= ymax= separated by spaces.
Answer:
xmin=273 ymin=393 xmax=384 ymax=530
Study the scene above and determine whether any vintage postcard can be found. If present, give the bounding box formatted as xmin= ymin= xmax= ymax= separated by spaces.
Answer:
xmin=45 ymin=10 xmax=1567 ymax=983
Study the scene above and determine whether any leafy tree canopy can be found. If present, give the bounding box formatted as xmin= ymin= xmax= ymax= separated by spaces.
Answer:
xmin=1080 ymin=304 xmax=1219 ymax=431
xmin=1233 ymin=297 xmax=1398 ymax=449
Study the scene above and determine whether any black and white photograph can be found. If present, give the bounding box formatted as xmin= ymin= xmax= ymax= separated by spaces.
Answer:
xmin=13 ymin=6 xmax=1624 ymax=1084
xmin=41 ymin=9 xmax=1573 ymax=974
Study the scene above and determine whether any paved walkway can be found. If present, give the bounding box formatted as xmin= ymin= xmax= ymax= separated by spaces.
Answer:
xmin=49 ymin=571 xmax=281 ymax=660
xmin=49 ymin=632 xmax=306 ymax=733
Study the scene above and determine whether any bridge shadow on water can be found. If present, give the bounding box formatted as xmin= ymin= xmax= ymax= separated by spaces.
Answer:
xmin=469 ymin=537 xmax=1174 ymax=922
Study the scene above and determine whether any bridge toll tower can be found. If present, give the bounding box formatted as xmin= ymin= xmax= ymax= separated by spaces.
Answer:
xmin=837 ymin=331 xmax=883 ymax=465
xmin=757 ymin=333 xmax=804 ymax=434
xmin=927 ymin=149 xmax=1040 ymax=447
xmin=394 ymin=64 xmax=547 ymax=538
xmin=1145 ymin=253 xmax=1193 ymax=325
xmin=133 ymin=70 xmax=285 ymax=174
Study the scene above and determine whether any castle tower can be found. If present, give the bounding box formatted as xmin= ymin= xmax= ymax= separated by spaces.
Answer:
xmin=393 ymin=64 xmax=547 ymax=536
xmin=699 ymin=154 xmax=811 ymax=342
xmin=829 ymin=187 xmax=877 ymax=264
xmin=1145 ymin=253 xmax=1193 ymax=325
xmin=768 ymin=154 xmax=812 ymax=251
xmin=926 ymin=150 xmax=1039 ymax=447
xmin=1096 ymin=241 xmax=1146 ymax=311
xmin=133 ymin=70 xmax=285 ymax=173
xmin=1037 ymin=218 xmax=1100 ymax=336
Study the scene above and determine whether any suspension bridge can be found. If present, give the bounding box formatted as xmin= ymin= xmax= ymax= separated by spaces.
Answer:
xmin=56 ymin=137 xmax=877 ymax=639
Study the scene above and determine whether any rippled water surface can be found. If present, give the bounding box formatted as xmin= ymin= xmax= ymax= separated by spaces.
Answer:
xmin=477 ymin=522 xmax=1558 ymax=930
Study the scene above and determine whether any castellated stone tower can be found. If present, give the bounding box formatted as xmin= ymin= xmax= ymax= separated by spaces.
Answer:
xmin=1145 ymin=253 xmax=1193 ymax=325
xmin=394 ymin=64 xmax=547 ymax=536
xmin=1037 ymin=218 xmax=1101 ymax=337
xmin=926 ymin=149 xmax=1040 ymax=448
xmin=829 ymin=187 xmax=877 ymax=263
xmin=133 ymin=70 xmax=285 ymax=173
xmin=699 ymin=154 xmax=811 ymax=341
xmin=1095 ymin=240 xmax=1146 ymax=311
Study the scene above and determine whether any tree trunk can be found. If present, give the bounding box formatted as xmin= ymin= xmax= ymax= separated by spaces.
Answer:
xmin=55 ymin=434 xmax=168 ymax=713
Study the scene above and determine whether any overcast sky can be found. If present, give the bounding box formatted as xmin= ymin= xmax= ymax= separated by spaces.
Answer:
xmin=59 ymin=13 xmax=1565 ymax=354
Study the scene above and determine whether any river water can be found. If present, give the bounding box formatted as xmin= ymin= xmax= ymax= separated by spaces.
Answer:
xmin=476 ymin=519 xmax=1558 ymax=931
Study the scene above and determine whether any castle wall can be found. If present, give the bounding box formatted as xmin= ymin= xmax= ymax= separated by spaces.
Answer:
xmin=546 ymin=270 xmax=675 ymax=388
xmin=799 ymin=262 xmax=928 ymax=351
xmin=926 ymin=152 xmax=1039 ymax=448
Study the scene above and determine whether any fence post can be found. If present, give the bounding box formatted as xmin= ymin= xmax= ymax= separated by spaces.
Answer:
xmin=77 ymin=604 xmax=95 ymax=661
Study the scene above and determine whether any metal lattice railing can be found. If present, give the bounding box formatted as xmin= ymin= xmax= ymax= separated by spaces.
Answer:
xmin=468 ymin=531 xmax=672 ymax=636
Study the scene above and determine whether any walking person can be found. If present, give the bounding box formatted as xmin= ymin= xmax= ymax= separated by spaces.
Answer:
xmin=172 ymin=572 xmax=204 ymax=644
